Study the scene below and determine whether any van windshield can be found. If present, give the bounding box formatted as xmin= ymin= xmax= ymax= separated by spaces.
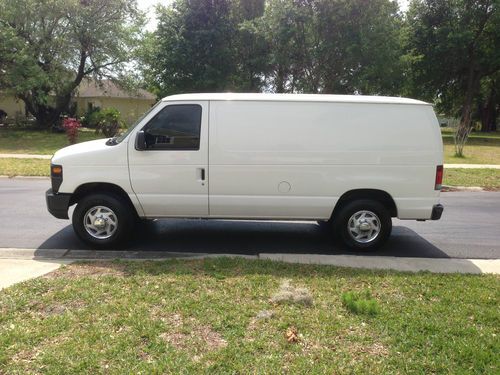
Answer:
xmin=107 ymin=101 xmax=162 ymax=145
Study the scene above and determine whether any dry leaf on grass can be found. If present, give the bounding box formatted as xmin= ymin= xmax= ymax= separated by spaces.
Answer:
xmin=285 ymin=326 xmax=299 ymax=343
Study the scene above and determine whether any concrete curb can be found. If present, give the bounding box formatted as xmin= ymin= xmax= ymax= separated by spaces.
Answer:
xmin=260 ymin=254 xmax=500 ymax=275
xmin=442 ymin=185 xmax=485 ymax=192
xmin=0 ymin=248 xmax=257 ymax=261
xmin=0 ymin=248 xmax=498 ymax=275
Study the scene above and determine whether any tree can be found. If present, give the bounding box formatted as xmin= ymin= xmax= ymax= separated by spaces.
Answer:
xmin=247 ymin=0 xmax=403 ymax=94
xmin=405 ymin=0 xmax=500 ymax=138
xmin=146 ymin=0 xmax=236 ymax=97
xmin=316 ymin=0 xmax=403 ymax=95
xmin=230 ymin=0 xmax=267 ymax=91
xmin=477 ymin=73 xmax=499 ymax=132
xmin=251 ymin=0 xmax=319 ymax=93
xmin=0 ymin=0 xmax=144 ymax=128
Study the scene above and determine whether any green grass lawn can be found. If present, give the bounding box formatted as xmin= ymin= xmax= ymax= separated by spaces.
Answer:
xmin=0 ymin=158 xmax=50 ymax=177
xmin=0 ymin=258 xmax=498 ymax=374
xmin=443 ymin=133 xmax=500 ymax=164
xmin=444 ymin=168 xmax=500 ymax=189
xmin=0 ymin=128 xmax=102 ymax=155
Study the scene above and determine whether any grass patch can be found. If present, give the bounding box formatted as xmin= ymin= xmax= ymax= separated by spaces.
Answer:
xmin=442 ymin=132 xmax=500 ymax=164
xmin=341 ymin=290 xmax=380 ymax=316
xmin=444 ymin=168 xmax=500 ymax=188
xmin=0 ymin=129 xmax=102 ymax=155
xmin=0 ymin=158 xmax=50 ymax=177
xmin=0 ymin=258 xmax=498 ymax=374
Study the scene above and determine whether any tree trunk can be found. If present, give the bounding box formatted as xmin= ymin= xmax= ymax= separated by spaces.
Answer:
xmin=20 ymin=49 xmax=88 ymax=128
xmin=275 ymin=66 xmax=286 ymax=93
xmin=20 ymin=92 xmax=73 ymax=129
xmin=455 ymin=55 xmax=480 ymax=156
xmin=480 ymin=84 xmax=497 ymax=132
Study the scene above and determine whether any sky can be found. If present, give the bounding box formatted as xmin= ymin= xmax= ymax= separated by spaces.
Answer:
xmin=138 ymin=0 xmax=410 ymax=32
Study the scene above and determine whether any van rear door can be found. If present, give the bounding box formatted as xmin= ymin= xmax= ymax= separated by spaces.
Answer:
xmin=128 ymin=101 xmax=209 ymax=217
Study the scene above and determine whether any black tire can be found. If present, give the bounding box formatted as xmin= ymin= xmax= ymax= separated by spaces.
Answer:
xmin=333 ymin=199 xmax=392 ymax=251
xmin=72 ymin=193 xmax=135 ymax=249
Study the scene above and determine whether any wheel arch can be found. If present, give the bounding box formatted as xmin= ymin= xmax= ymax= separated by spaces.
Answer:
xmin=331 ymin=189 xmax=398 ymax=219
xmin=70 ymin=182 xmax=139 ymax=218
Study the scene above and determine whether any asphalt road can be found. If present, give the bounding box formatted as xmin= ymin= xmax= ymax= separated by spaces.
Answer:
xmin=0 ymin=177 xmax=499 ymax=259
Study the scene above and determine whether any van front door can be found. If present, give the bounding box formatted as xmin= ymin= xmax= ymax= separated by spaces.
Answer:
xmin=128 ymin=101 xmax=209 ymax=217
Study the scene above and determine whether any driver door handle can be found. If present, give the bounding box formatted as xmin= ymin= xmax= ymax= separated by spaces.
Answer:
xmin=197 ymin=168 xmax=206 ymax=184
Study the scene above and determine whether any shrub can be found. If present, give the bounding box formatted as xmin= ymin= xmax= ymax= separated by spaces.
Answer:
xmin=80 ymin=106 xmax=101 ymax=128
xmin=94 ymin=108 xmax=124 ymax=138
xmin=341 ymin=290 xmax=380 ymax=316
xmin=62 ymin=117 xmax=81 ymax=144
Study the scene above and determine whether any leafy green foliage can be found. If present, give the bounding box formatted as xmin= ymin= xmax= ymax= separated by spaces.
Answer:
xmin=341 ymin=290 xmax=380 ymax=316
xmin=143 ymin=0 xmax=404 ymax=95
xmin=80 ymin=106 xmax=101 ymax=129
xmin=0 ymin=0 xmax=145 ymax=128
xmin=145 ymin=0 xmax=236 ymax=97
xmin=250 ymin=0 xmax=403 ymax=94
xmin=93 ymin=108 xmax=124 ymax=138
xmin=405 ymin=0 xmax=500 ymax=124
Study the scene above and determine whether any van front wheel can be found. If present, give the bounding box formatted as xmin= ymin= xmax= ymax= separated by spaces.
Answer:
xmin=72 ymin=193 xmax=134 ymax=249
xmin=333 ymin=200 xmax=392 ymax=251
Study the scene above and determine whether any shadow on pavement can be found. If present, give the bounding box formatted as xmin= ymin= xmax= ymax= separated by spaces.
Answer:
xmin=36 ymin=219 xmax=451 ymax=259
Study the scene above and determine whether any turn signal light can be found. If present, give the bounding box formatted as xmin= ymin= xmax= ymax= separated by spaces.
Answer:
xmin=51 ymin=165 xmax=62 ymax=176
xmin=435 ymin=165 xmax=443 ymax=190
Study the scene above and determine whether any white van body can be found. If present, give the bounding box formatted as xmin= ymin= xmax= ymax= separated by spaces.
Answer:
xmin=47 ymin=93 xmax=444 ymax=250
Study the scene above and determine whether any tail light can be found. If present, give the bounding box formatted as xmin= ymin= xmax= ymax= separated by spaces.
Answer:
xmin=435 ymin=165 xmax=443 ymax=190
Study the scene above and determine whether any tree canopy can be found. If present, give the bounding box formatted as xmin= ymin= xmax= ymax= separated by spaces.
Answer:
xmin=144 ymin=0 xmax=404 ymax=97
xmin=405 ymin=0 xmax=500 ymax=130
xmin=0 ymin=0 xmax=144 ymax=127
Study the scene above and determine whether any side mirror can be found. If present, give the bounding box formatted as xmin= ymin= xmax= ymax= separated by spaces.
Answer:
xmin=135 ymin=131 xmax=147 ymax=151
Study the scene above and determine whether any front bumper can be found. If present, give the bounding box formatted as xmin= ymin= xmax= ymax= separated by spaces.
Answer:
xmin=46 ymin=189 xmax=71 ymax=219
xmin=431 ymin=204 xmax=444 ymax=220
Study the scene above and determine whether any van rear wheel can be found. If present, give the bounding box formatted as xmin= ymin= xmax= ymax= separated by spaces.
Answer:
xmin=72 ymin=193 xmax=134 ymax=249
xmin=333 ymin=199 xmax=392 ymax=251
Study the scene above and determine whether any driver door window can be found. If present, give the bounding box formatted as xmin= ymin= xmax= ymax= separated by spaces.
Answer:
xmin=142 ymin=104 xmax=202 ymax=150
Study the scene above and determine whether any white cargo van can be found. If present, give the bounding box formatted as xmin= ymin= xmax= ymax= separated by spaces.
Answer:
xmin=46 ymin=93 xmax=444 ymax=250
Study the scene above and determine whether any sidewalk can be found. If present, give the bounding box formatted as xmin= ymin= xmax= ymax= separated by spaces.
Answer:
xmin=0 ymin=258 xmax=72 ymax=290
xmin=0 ymin=153 xmax=499 ymax=169
xmin=444 ymin=163 xmax=500 ymax=169
xmin=0 ymin=153 xmax=51 ymax=159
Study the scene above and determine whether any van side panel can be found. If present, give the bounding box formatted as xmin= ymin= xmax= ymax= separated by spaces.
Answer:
xmin=208 ymin=100 xmax=441 ymax=220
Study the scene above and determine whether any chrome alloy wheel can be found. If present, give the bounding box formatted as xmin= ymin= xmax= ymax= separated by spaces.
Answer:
xmin=83 ymin=206 xmax=118 ymax=240
xmin=347 ymin=210 xmax=381 ymax=244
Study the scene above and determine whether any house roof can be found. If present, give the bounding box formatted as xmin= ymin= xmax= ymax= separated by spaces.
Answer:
xmin=163 ymin=93 xmax=430 ymax=106
xmin=76 ymin=80 xmax=155 ymax=100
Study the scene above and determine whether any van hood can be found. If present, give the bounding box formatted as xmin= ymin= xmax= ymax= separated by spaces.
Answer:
xmin=51 ymin=138 xmax=127 ymax=166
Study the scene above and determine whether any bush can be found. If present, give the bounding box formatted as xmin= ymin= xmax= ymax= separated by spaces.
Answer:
xmin=341 ymin=290 xmax=380 ymax=316
xmin=93 ymin=108 xmax=124 ymax=138
xmin=62 ymin=118 xmax=81 ymax=144
xmin=80 ymin=106 xmax=101 ymax=128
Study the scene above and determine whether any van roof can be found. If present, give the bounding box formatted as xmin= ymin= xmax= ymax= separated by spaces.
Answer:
xmin=162 ymin=93 xmax=430 ymax=106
